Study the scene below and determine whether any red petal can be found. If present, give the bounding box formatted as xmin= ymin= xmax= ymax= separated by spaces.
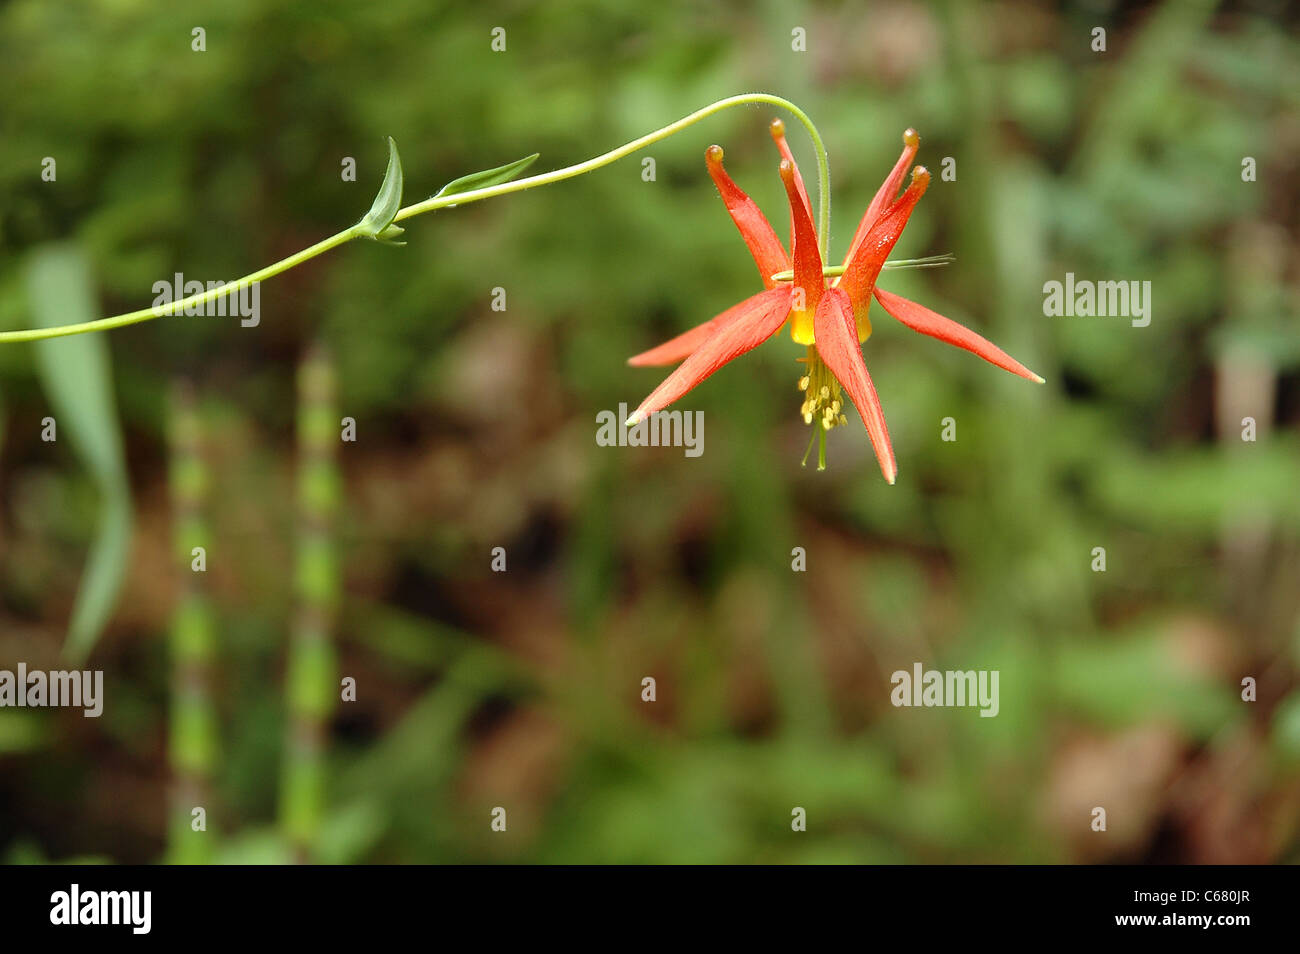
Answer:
xmin=769 ymin=119 xmax=812 ymax=248
xmin=628 ymin=287 xmax=792 ymax=422
xmin=838 ymin=166 xmax=929 ymax=312
xmin=627 ymin=292 xmax=779 ymax=367
xmin=705 ymin=145 xmax=789 ymax=288
xmin=780 ymin=159 xmax=824 ymax=343
xmin=846 ymin=129 xmax=919 ymax=262
xmin=873 ymin=287 xmax=1045 ymax=383
xmin=813 ymin=288 xmax=897 ymax=483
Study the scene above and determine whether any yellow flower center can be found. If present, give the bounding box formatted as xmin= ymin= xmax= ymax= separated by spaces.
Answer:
xmin=785 ymin=280 xmax=874 ymax=345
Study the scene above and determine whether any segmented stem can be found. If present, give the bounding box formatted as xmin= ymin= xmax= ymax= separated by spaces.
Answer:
xmin=167 ymin=382 xmax=219 ymax=864
xmin=280 ymin=343 xmax=341 ymax=861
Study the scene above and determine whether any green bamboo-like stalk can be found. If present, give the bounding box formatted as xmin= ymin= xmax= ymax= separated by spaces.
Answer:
xmin=280 ymin=343 xmax=341 ymax=860
xmin=166 ymin=382 xmax=219 ymax=864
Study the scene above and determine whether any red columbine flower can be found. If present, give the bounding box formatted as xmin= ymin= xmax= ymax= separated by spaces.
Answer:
xmin=626 ymin=122 xmax=1044 ymax=482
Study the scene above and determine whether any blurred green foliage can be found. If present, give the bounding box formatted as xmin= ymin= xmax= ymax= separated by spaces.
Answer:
xmin=23 ymin=245 xmax=131 ymax=662
xmin=0 ymin=0 xmax=1297 ymax=864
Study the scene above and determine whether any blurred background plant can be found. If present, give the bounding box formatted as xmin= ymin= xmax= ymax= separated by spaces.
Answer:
xmin=0 ymin=0 xmax=1297 ymax=863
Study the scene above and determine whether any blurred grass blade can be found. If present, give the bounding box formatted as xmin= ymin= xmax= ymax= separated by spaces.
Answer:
xmin=433 ymin=153 xmax=539 ymax=200
xmin=23 ymin=244 xmax=132 ymax=662
xmin=356 ymin=136 xmax=405 ymax=243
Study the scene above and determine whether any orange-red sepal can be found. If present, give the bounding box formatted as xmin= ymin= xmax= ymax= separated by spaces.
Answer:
xmin=872 ymin=288 xmax=1044 ymax=383
xmin=629 ymin=286 xmax=792 ymax=421
xmin=627 ymin=292 xmax=794 ymax=367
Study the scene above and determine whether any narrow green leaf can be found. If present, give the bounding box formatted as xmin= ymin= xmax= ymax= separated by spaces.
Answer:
xmin=433 ymin=153 xmax=540 ymax=201
xmin=23 ymin=244 xmax=133 ymax=662
xmin=356 ymin=137 xmax=404 ymax=239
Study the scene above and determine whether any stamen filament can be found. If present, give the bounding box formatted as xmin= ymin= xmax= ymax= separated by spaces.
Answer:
xmin=797 ymin=345 xmax=848 ymax=468
xmin=800 ymin=427 xmax=818 ymax=467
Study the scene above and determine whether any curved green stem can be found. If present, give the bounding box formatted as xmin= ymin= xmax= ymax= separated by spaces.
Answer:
xmin=397 ymin=93 xmax=832 ymax=254
xmin=1 ymin=228 xmax=359 ymax=343
xmin=2 ymin=93 xmax=830 ymax=344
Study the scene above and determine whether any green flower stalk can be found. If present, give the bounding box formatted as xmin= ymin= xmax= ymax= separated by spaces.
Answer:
xmin=0 ymin=94 xmax=831 ymax=344
xmin=280 ymin=342 xmax=342 ymax=861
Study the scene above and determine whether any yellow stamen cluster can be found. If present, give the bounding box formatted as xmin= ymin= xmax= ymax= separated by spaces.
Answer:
xmin=797 ymin=347 xmax=848 ymax=430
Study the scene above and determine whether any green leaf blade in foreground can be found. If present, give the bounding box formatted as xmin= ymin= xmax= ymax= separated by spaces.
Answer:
xmin=356 ymin=137 xmax=405 ymax=243
xmin=433 ymin=153 xmax=540 ymax=201
xmin=23 ymin=244 xmax=133 ymax=662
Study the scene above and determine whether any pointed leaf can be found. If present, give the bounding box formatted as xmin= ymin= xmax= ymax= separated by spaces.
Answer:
xmin=373 ymin=224 xmax=406 ymax=247
xmin=356 ymin=137 xmax=404 ymax=239
xmin=433 ymin=153 xmax=540 ymax=201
